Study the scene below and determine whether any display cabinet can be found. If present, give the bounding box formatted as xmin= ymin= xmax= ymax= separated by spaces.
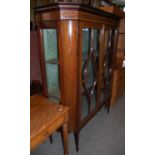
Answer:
xmin=34 ymin=3 xmax=120 ymax=151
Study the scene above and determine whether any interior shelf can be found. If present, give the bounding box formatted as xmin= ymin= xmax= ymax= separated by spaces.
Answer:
xmin=46 ymin=58 xmax=59 ymax=64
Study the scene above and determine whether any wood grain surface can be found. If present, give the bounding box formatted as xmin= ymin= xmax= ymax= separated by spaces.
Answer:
xmin=30 ymin=95 xmax=69 ymax=155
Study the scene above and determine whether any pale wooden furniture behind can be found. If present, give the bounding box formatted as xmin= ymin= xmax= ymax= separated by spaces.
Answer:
xmin=111 ymin=16 xmax=125 ymax=106
xmin=30 ymin=95 xmax=69 ymax=155
xmin=100 ymin=5 xmax=125 ymax=106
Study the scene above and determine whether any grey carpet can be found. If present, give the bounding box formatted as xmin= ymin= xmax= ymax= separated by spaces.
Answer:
xmin=31 ymin=95 xmax=125 ymax=155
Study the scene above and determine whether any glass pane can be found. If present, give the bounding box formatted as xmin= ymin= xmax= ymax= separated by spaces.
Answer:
xmin=45 ymin=64 xmax=60 ymax=102
xmin=100 ymin=29 xmax=115 ymax=102
xmin=81 ymin=94 xmax=89 ymax=119
xmin=43 ymin=29 xmax=58 ymax=61
xmin=93 ymin=29 xmax=100 ymax=53
xmin=82 ymin=28 xmax=90 ymax=60
xmin=83 ymin=59 xmax=95 ymax=89
xmin=42 ymin=29 xmax=60 ymax=103
xmin=91 ymin=86 xmax=97 ymax=111
xmin=81 ymin=28 xmax=100 ymax=120
xmin=93 ymin=29 xmax=100 ymax=71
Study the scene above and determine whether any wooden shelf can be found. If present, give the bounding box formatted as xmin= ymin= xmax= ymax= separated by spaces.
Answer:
xmin=46 ymin=58 xmax=59 ymax=64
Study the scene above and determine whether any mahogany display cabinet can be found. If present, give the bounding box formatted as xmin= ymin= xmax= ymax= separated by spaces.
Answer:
xmin=34 ymin=2 xmax=120 ymax=151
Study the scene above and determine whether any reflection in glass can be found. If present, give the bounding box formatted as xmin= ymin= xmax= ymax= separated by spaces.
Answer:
xmin=100 ymin=29 xmax=114 ymax=102
xmin=83 ymin=59 xmax=95 ymax=89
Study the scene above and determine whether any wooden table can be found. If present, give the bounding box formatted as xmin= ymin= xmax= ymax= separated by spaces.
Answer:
xmin=30 ymin=95 xmax=69 ymax=155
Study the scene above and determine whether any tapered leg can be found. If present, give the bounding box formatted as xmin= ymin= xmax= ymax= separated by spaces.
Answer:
xmin=74 ymin=131 xmax=80 ymax=152
xmin=107 ymin=99 xmax=110 ymax=113
xmin=49 ymin=135 xmax=53 ymax=144
xmin=62 ymin=123 xmax=69 ymax=155
xmin=105 ymin=101 xmax=107 ymax=109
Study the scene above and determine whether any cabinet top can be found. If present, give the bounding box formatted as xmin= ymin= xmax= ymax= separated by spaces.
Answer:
xmin=34 ymin=2 xmax=120 ymax=21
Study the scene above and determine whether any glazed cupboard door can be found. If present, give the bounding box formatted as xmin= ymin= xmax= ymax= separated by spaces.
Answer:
xmin=79 ymin=24 xmax=102 ymax=124
xmin=38 ymin=25 xmax=61 ymax=103
xmin=100 ymin=27 xmax=117 ymax=105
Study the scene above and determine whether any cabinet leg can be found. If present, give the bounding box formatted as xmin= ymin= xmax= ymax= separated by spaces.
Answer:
xmin=105 ymin=101 xmax=107 ymax=109
xmin=74 ymin=131 xmax=80 ymax=152
xmin=62 ymin=123 xmax=69 ymax=155
xmin=107 ymin=99 xmax=110 ymax=113
xmin=49 ymin=135 xmax=53 ymax=144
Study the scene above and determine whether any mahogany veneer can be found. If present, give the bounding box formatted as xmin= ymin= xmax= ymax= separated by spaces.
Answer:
xmin=34 ymin=3 xmax=120 ymax=151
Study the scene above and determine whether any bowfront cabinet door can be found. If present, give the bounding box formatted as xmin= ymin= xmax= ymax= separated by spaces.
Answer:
xmin=39 ymin=27 xmax=61 ymax=103
xmin=100 ymin=27 xmax=117 ymax=103
xmin=80 ymin=24 xmax=102 ymax=122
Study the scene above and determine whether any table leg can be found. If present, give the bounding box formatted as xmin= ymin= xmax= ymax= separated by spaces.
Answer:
xmin=62 ymin=123 xmax=69 ymax=155
xmin=49 ymin=135 xmax=53 ymax=144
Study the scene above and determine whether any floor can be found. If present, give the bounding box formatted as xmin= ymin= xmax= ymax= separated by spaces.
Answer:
xmin=31 ymin=95 xmax=125 ymax=155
